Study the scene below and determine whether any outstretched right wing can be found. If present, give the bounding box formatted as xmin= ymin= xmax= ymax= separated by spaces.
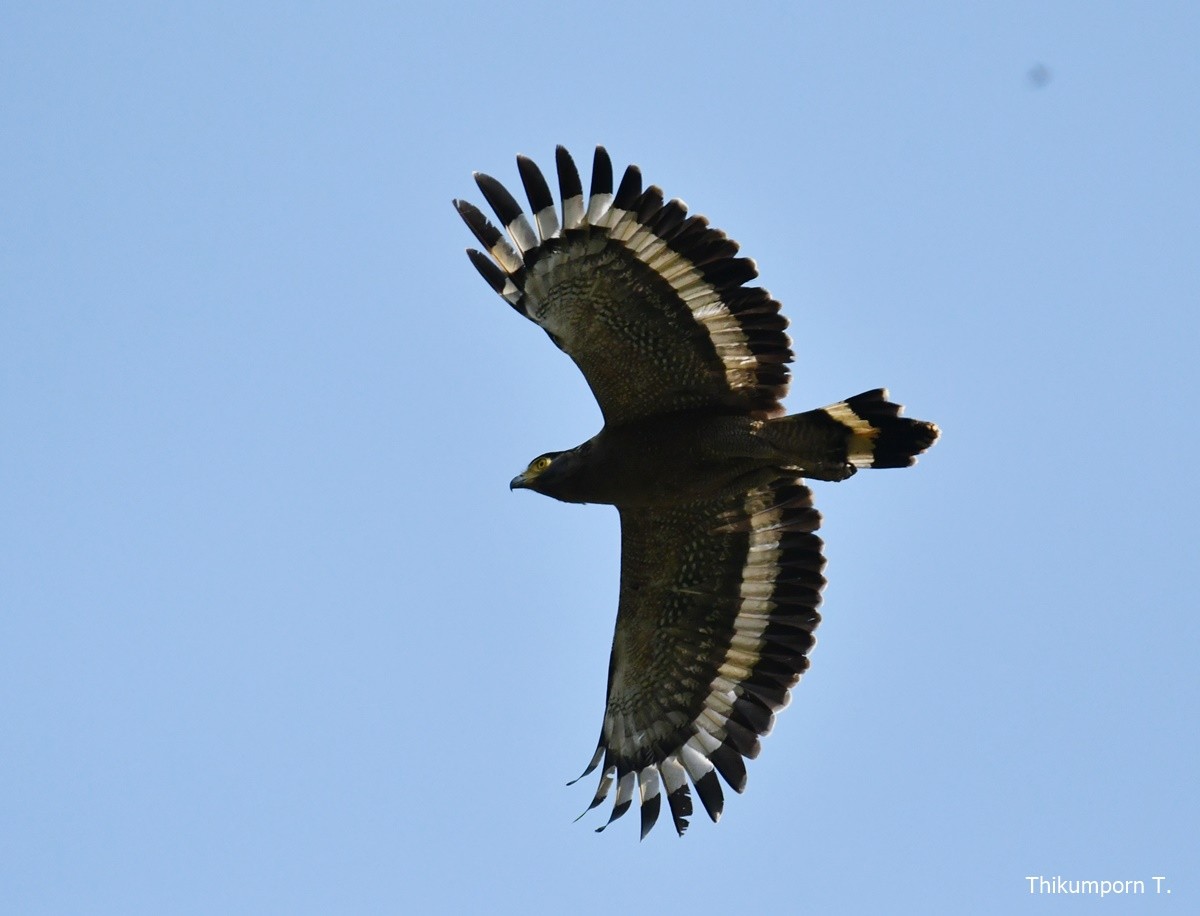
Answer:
xmin=573 ymin=477 xmax=826 ymax=837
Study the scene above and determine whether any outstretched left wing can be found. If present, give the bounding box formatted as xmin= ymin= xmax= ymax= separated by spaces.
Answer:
xmin=454 ymin=146 xmax=793 ymax=424
xmin=574 ymin=477 xmax=826 ymax=837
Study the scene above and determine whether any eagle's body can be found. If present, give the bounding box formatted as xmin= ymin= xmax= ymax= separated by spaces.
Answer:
xmin=518 ymin=413 xmax=778 ymax=506
xmin=456 ymin=147 xmax=939 ymax=837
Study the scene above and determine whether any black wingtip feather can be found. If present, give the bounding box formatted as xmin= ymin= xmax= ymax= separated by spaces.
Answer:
xmin=517 ymin=154 xmax=554 ymax=213
xmin=666 ymin=786 xmax=692 ymax=836
xmin=576 ymin=764 xmax=616 ymax=823
xmin=454 ymin=199 xmax=504 ymax=249
xmin=465 ymin=248 xmax=507 ymax=294
xmin=639 ymin=792 xmax=661 ymax=841
xmin=701 ymin=256 xmax=759 ymax=288
xmin=708 ymin=742 xmax=748 ymax=794
xmin=590 ymin=146 xmax=613 ymax=197
xmin=692 ymin=770 xmax=725 ymax=823
xmin=567 ymin=743 xmax=605 ymax=785
xmin=598 ymin=797 xmax=633 ymax=832
xmin=474 ymin=172 xmax=524 ymax=227
xmin=614 ymin=164 xmax=643 ymax=209
xmin=555 ymin=145 xmax=582 ymax=199
xmin=634 ymin=186 xmax=664 ymax=224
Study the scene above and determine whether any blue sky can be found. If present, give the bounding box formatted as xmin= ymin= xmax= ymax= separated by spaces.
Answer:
xmin=3 ymin=2 xmax=1197 ymax=913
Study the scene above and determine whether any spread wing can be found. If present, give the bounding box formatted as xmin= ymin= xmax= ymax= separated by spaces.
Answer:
xmin=454 ymin=146 xmax=793 ymax=423
xmin=571 ymin=478 xmax=826 ymax=837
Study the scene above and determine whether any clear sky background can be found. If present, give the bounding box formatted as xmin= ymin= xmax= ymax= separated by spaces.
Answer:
xmin=3 ymin=3 xmax=1198 ymax=913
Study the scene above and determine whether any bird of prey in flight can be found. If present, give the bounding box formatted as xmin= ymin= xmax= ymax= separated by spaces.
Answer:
xmin=455 ymin=147 xmax=939 ymax=837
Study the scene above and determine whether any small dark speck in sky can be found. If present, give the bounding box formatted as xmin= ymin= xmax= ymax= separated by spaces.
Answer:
xmin=1027 ymin=63 xmax=1053 ymax=88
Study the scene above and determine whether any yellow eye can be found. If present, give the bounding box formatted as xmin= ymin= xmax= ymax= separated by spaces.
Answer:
xmin=531 ymin=456 xmax=553 ymax=473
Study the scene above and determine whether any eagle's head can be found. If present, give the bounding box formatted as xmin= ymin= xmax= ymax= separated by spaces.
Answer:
xmin=509 ymin=447 xmax=590 ymax=502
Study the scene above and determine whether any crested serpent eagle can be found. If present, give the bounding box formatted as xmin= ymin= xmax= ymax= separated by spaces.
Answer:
xmin=454 ymin=147 xmax=939 ymax=838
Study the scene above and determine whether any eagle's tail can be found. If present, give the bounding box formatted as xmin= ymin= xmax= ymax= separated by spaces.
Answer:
xmin=763 ymin=389 xmax=939 ymax=482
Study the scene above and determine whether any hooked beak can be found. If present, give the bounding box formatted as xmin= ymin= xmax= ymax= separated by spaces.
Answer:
xmin=509 ymin=471 xmax=533 ymax=491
